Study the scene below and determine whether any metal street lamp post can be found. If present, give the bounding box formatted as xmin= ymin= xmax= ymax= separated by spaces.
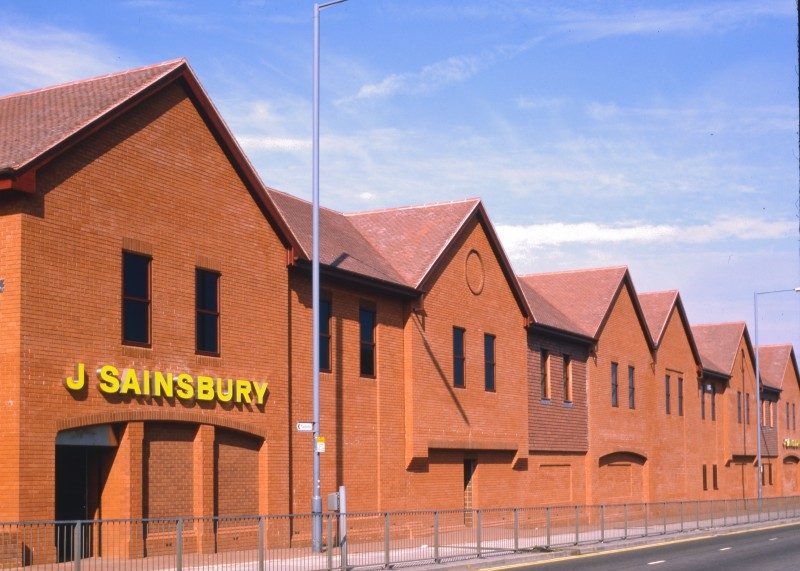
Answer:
xmin=753 ymin=287 xmax=800 ymax=509
xmin=312 ymin=0 xmax=349 ymax=553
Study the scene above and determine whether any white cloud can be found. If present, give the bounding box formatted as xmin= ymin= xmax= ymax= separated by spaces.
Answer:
xmin=497 ymin=217 xmax=794 ymax=257
xmin=553 ymin=1 xmax=794 ymax=41
xmin=238 ymin=136 xmax=310 ymax=152
xmin=352 ymin=53 xmax=489 ymax=100
xmin=0 ymin=25 xmax=127 ymax=92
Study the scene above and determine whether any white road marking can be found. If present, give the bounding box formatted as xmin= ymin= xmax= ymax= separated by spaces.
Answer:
xmin=719 ymin=547 xmax=731 ymax=551
xmin=648 ymin=561 xmax=666 ymax=566
xmin=769 ymin=538 xmax=778 ymax=541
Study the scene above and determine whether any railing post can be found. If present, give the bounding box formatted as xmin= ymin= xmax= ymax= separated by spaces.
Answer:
xmin=383 ymin=513 xmax=390 ymax=569
xmin=546 ymin=507 xmax=551 ymax=549
xmin=735 ymin=498 xmax=739 ymax=525
xmin=574 ymin=506 xmax=579 ymax=546
xmin=644 ymin=503 xmax=648 ymax=537
xmin=72 ymin=522 xmax=81 ymax=571
xmin=623 ymin=504 xmax=628 ymax=540
xmin=476 ymin=510 xmax=482 ymax=557
xmin=663 ymin=502 xmax=667 ymax=535
xmin=695 ymin=500 xmax=700 ymax=530
xmin=679 ymin=501 xmax=684 ymax=532
xmin=258 ymin=517 xmax=265 ymax=571
xmin=600 ymin=505 xmax=605 ymax=543
xmin=327 ymin=515 xmax=333 ymax=571
xmin=710 ymin=499 xmax=714 ymax=528
xmin=176 ymin=519 xmax=183 ymax=571
xmin=513 ymin=509 xmax=519 ymax=552
xmin=434 ymin=511 xmax=440 ymax=563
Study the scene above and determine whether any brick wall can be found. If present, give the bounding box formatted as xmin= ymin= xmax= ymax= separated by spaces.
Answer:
xmin=12 ymin=81 xmax=290 ymax=521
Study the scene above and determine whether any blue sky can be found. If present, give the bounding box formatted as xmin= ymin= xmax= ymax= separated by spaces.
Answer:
xmin=1 ymin=0 xmax=798 ymax=347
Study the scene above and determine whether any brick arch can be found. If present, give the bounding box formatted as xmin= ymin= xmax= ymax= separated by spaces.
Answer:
xmin=56 ymin=409 xmax=267 ymax=440
xmin=598 ymin=451 xmax=648 ymax=466
xmin=783 ymin=455 xmax=800 ymax=464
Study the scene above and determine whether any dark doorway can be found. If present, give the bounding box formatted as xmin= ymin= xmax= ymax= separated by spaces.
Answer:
xmin=55 ymin=446 xmax=104 ymax=562
xmin=463 ymin=459 xmax=476 ymax=526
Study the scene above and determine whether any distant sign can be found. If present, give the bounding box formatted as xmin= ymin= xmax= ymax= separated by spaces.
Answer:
xmin=316 ymin=436 xmax=326 ymax=453
xmin=296 ymin=422 xmax=313 ymax=432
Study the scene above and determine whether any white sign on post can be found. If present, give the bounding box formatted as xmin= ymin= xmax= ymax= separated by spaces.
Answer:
xmin=296 ymin=422 xmax=313 ymax=432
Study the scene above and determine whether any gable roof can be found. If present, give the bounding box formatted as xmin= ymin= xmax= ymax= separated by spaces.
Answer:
xmin=346 ymin=199 xmax=479 ymax=289
xmin=691 ymin=321 xmax=752 ymax=377
xmin=0 ymin=59 xmax=303 ymax=254
xmin=1 ymin=60 xmax=183 ymax=174
xmin=638 ymin=290 xmax=702 ymax=365
xmin=266 ymin=187 xmax=408 ymax=288
xmin=758 ymin=344 xmax=799 ymax=390
xmin=518 ymin=266 xmax=653 ymax=345
xmin=269 ymin=191 xmax=532 ymax=314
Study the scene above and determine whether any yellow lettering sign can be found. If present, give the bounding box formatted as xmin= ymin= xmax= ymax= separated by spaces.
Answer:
xmin=65 ymin=363 xmax=270 ymax=408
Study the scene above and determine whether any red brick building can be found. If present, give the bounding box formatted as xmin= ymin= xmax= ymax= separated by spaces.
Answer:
xmin=1 ymin=59 xmax=799 ymax=540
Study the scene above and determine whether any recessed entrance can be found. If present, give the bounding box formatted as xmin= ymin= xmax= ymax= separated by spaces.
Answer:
xmin=55 ymin=425 xmax=118 ymax=562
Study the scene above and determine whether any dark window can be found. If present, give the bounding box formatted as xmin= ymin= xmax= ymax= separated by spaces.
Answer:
xmin=122 ymin=251 xmax=151 ymax=345
xmin=359 ymin=307 xmax=376 ymax=377
xmin=700 ymin=382 xmax=706 ymax=420
xmin=195 ymin=269 xmax=220 ymax=355
xmin=710 ymin=383 xmax=716 ymax=421
xmin=563 ymin=355 xmax=573 ymax=403
xmin=611 ymin=362 xmax=619 ymax=407
xmin=628 ymin=366 xmax=635 ymax=409
xmin=738 ymin=392 xmax=743 ymax=424
xmin=665 ymin=375 xmax=671 ymax=415
xmin=453 ymin=327 xmax=465 ymax=388
xmin=793 ymin=403 xmax=796 ymax=430
xmin=319 ymin=296 xmax=332 ymax=372
xmin=787 ymin=402 xmax=791 ymax=430
xmin=540 ymin=350 xmax=550 ymax=400
xmin=702 ymin=465 xmax=708 ymax=491
xmin=678 ymin=377 xmax=684 ymax=416
xmin=768 ymin=463 xmax=773 ymax=485
xmin=746 ymin=393 xmax=750 ymax=424
xmin=484 ymin=334 xmax=495 ymax=392
xmin=712 ymin=465 xmax=718 ymax=490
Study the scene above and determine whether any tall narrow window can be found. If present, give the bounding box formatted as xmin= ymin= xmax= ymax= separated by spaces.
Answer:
xmin=787 ymin=402 xmax=791 ymax=430
xmin=665 ymin=375 xmax=671 ymax=415
xmin=541 ymin=350 xmax=551 ymax=400
xmin=702 ymin=465 xmax=708 ymax=491
xmin=738 ymin=392 xmax=743 ymax=424
xmin=484 ymin=334 xmax=495 ymax=392
xmin=710 ymin=384 xmax=717 ymax=420
xmin=793 ymin=403 xmax=796 ymax=430
xmin=746 ymin=393 xmax=751 ymax=424
xmin=453 ymin=327 xmax=466 ymax=388
xmin=761 ymin=401 xmax=767 ymax=427
xmin=712 ymin=465 xmax=718 ymax=490
xmin=628 ymin=366 xmax=635 ymax=409
xmin=359 ymin=307 xmax=376 ymax=377
xmin=563 ymin=355 xmax=573 ymax=403
xmin=122 ymin=251 xmax=151 ymax=345
xmin=319 ymin=296 xmax=332 ymax=372
xmin=700 ymin=382 xmax=706 ymax=420
xmin=611 ymin=362 xmax=619 ymax=407
xmin=678 ymin=377 xmax=684 ymax=416
xmin=768 ymin=463 xmax=773 ymax=485
xmin=195 ymin=268 xmax=220 ymax=355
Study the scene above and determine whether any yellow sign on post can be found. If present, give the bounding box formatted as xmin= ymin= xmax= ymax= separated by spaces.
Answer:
xmin=316 ymin=436 xmax=326 ymax=453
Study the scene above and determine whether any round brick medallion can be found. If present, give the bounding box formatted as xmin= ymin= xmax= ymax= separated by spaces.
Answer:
xmin=465 ymin=249 xmax=484 ymax=295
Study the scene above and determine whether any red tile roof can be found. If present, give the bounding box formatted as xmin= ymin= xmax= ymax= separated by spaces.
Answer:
xmin=638 ymin=290 xmax=678 ymax=344
xmin=690 ymin=322 xmax=747 ymax=376
xmin=758 ymin=344 xmax=795 ymax=390
xmin=518 ymin=266 xmax=648 ymax=341
xmin=347 ymin=199 xmax=480 ymax=288
xmin=0 ymin=59 xmax=185 ymax=173
xmin=266 ymin=188 xmax=408 ymax=287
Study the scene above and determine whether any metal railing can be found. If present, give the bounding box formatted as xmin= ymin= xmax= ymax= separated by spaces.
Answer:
xmin=1 ymin=496 xmax=799 ymax=570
